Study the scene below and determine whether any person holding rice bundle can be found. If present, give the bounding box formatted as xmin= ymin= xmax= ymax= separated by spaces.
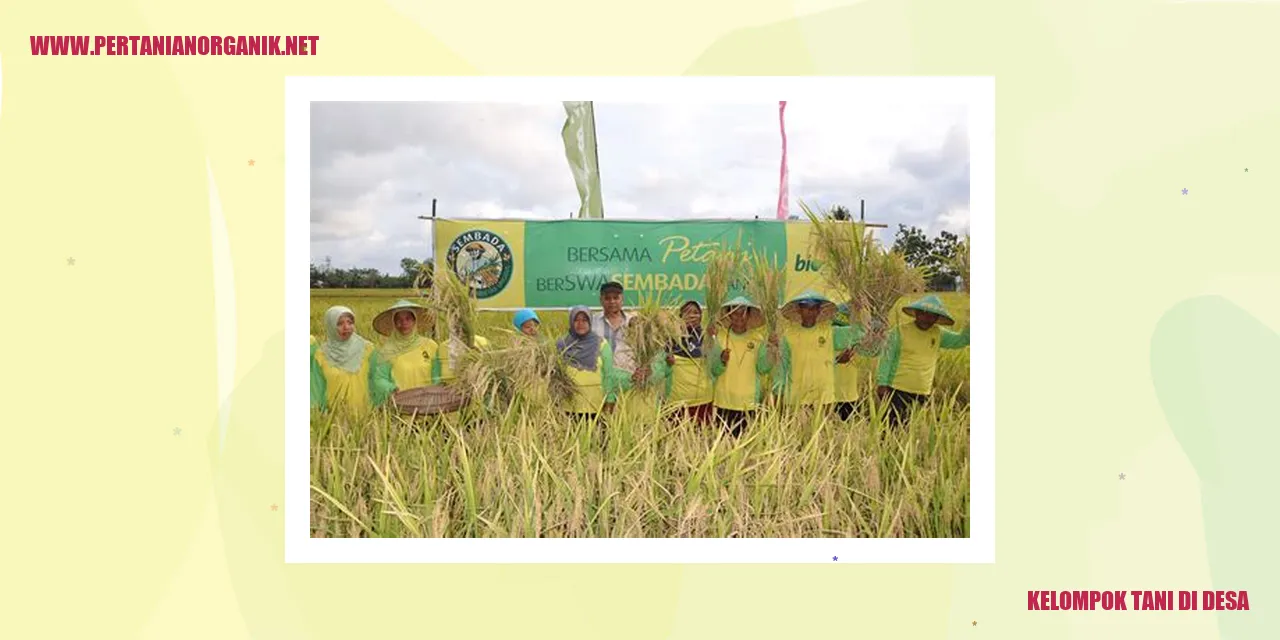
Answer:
xmin=513 ymin=308 xmax=541 ymax=338
xmin=708 ymin=295 xmax=777 ymax=437
xmin=558 ymin=305 xmax=628 ymax=421
xmin=774 ymin=291 xmax=871 ymax=413
xmin=831 ymin=302 xmax=881 ymax=421
xmin=434 ymin=328 xmax=492 ymax=385
xmin=310 ymin=306 xmax=396 ymax=414
xmin=649 ymin=300 xmax=714 ymax=424
xmin=876 ymin=294 xmax=970 ymax=425
xmin=371 ymin=300 xmax=438 ymax=391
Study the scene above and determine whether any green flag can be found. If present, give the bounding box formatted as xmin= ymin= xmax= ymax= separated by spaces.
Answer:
xmin=561 ymin=101 xmax=604 ymax=218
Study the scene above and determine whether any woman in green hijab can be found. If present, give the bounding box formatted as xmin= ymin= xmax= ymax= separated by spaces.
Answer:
xmin=310 ymin=306 xmax=396 ymax=414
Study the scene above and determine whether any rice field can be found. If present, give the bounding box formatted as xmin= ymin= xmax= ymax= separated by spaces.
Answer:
xmin=309 ymin=289 xmax=971 ymax=538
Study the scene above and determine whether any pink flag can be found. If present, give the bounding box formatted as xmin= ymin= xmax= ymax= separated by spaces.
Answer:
xmin=776 ymin=101 xmax=789 ymax=220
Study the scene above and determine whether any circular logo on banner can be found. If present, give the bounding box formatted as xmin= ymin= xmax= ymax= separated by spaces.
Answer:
xmin=445 ymin=229 xmax=514 ymax=300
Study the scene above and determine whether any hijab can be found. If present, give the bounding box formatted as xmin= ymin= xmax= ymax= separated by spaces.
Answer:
xmin=322 ymin=306 xmax=370 ymax=373
xmin=670 ymin=300 xmax=704 ymax=359
xmin=557 ymin=305 xmax=602 ymax=372
xmin=378 ymin=309 xmax=428 ymax=359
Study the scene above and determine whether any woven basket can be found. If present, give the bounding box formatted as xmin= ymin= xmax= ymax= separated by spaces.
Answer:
xmin=392 ymin=385 xmax=466 ymax=416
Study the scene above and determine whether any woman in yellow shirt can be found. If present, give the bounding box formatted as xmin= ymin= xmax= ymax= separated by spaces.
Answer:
xmin=707 ymin=296 xmax=777 ymax=436
xmin=372 ymin=299 xmax=438 ymax=391
xmin=557 ymin=305 xmax=625 ymax=421
xmin=310 ymin=306 xmax=396 ymax=415
xmin=876 ymin=295 xmax=970 ymax=426
xmin=651 ymin=300 xmax=714 ymax=424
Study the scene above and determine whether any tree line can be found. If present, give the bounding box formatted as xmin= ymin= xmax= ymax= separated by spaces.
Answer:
xmin=310 ymin=220 xmax=966 ymax=291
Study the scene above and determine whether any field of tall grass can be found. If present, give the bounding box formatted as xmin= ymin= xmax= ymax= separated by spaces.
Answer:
xmin=309 ymin=289 xmax=970 ymax=538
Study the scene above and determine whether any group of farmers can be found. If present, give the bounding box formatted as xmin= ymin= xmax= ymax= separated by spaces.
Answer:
xmin=310 ymin=280 xmax=969 ymax=434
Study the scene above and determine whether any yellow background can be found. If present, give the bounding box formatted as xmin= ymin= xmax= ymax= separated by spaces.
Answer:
xmin=432 ymin=219 xmax=527 ymax=308
xmin=785 ymin=220 xmax=844 ymax=302
xmin=2 ymin=0 xmax=1278 ymax=638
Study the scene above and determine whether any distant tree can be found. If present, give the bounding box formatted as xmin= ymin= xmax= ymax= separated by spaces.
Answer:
xmin=829 ymin=205 xmax=852 ymax=221
xmin=892 ymin=225 xmax=964 ymax=291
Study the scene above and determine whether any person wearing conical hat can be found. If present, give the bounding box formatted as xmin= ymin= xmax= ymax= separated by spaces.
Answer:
xmin=310 ymin=306 xmax=396 ymax=414
xmin=875 ymin=294 xmax=970 ymax=425
xmin=707 ymin=294 xmax=778 ymax=436
xmin=775 ymin=290 xmax=872 ymax=411
xmin=372 ymin=300 xmax=438 ymax=391
xmin=513 ymin=308 xmax=541 ymax=338
xmin=649 ymin=300 xmax=715 ymax=424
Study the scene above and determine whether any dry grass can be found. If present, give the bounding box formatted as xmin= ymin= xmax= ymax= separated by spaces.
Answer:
xmin=309 ymin=290 xmax=971 ymax=538
xmin=455 ymin=334 xmax=576 ymax=415
xmin=748 ymin=252 xmax=786 ymax=337
xmin=625 ymin=289 xmax=684 ymax=385
xmin=703 ymin=239 xmax=746 ymax=329
xmin=801 ymin=201 xmax=928 ymax=346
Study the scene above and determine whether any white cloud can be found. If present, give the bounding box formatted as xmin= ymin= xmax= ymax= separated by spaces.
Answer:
xmin=311 ymin=100 xmax=971 ymax=272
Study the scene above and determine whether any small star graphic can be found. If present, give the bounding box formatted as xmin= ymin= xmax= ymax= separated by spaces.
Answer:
xmin=972 ymin=621 xmax=977 ymax=626
xmin=270 ymin=504 xmax=278 ymax=511
xmin=172 ymin=427 xmax=182 ymax=436
xmin=1245 ymin=168 xmax=1248 ymax=172
xmin=1119 ymin=473 xmax=1126 ymax=480
xmin=1181 ymin=188 xmax=1188 ymax=195
xmin=832 ymin=556 xmax=838 ymax=561
xmin=66 ymin=257 xmax=75 ymax=266
xmin=248 ymin=159 xmax=255 ymax=166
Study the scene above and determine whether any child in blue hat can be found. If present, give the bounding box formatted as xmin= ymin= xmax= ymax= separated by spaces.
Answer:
xmin=513 ymin=309 xmax=541 ymax=337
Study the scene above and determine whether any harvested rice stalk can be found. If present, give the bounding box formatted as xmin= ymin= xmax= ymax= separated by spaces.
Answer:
xmin=431 ymin=263 xmax=477 ymax=356
xmin=626 ymin=289 xmax=684 ymax=389
xmin=748 ymin=252 xmax=785 ymax=338
xmin=455 ymin=334 xmax=575 ymax=415
xmin=702 ymin=234 xmax=747 ymax=329
xmin=801 ymin=200 xmax=927 ymax=350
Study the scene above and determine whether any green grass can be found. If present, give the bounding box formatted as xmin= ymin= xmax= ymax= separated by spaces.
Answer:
xmin=309 ymin=288 xmax=971 ymax=538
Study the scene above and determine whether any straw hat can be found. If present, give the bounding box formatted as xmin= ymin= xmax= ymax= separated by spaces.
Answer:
xmin=901 ymin=295 xmax=956 ymax=326
xmin=781 ymin=290 xmax=837 ymax=324
xmin=372 ymin=299 xmax=430 ymax=336
xmin=720 ymin=295 xmax=764 ymax=330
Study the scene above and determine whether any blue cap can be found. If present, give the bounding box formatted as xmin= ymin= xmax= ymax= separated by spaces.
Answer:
xmin=513 ymin=309 xmax=540 ymax=330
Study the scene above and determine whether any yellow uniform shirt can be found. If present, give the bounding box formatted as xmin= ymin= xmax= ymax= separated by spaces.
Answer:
xmin=311 ymin=342 xmax=393 ymax=414
xmin=385 ymin=338 xmax=439 ymax=390
xmin=876 ymin=323 xmax=970 ymax=396
xmin=709 ymin=328 xmax=771 ymax=412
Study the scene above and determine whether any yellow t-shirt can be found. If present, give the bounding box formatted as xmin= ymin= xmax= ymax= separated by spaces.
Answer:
xmin=667 ymin=355 xmax=714 ymax=408
xmin=386 ymin=338 xmax=438 ymax=390
xmin=567 ymin=341 xmax=609 ymax=414
xmin=712 ymin=328 xmax=767 ymax=412
xmin=881 ymin=323 xmax=969 ymax=396
xmin=834 ymin=359 xmax=860 ymax=402
xmin=782 ymin=323 xmax=836 ymax=406
xmin=314 ymin=342 xmax=376 ymax=414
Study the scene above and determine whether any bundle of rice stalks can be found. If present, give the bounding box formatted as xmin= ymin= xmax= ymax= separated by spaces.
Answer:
xmin=952 ymin=235 xmax=970 ymax=293
xmin=625 ymin=289 xmax=684 ymax=388
xmin=430 ymin=263 xmax=476 ymax=348
xmin=702 ymin=236 xmax=747 ymax=329
xmin=801 ymin=201 xmax=928 ymax=349
xmin=455 ymin=334 xmax=576 ymax=415
xmin=747 ymin=252 xmax=785 ymax=337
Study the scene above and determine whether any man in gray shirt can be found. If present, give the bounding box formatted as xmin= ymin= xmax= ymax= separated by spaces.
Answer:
xmin=591 ymin=280 xmax=637 ymax=375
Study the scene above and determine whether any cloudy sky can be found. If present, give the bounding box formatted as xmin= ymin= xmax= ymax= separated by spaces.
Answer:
xmin=311 ymin=99 xmax=971 ymax=274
